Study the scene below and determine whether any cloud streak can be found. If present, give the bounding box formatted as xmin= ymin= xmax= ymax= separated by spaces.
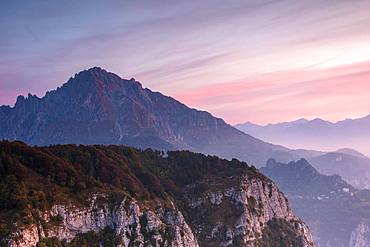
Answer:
xmin=174 ymin=62 xmax=370 ymax=124
xmin=0 ymin=0 xmax=370 ymax=124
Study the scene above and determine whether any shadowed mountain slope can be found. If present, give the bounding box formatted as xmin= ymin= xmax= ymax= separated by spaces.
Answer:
xmin=0 ymin=67 xmax=314 ymax=166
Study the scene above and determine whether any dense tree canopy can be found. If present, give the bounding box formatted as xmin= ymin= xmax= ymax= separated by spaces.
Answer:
xmin=0 ymin=141 xmax=261 ymax=241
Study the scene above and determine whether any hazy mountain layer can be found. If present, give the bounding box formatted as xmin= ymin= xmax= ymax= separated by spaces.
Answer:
xmin=308 ymin=152 xmax=370 ymax=190
xmin=261 ymin=159 xmax=370 ymax=247
xmin=235 ymin=117 xmax=370 ymax=156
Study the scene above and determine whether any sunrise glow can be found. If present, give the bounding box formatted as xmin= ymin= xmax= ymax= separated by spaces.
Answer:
xmin=1 ymin=0 xmax=370 ymax=125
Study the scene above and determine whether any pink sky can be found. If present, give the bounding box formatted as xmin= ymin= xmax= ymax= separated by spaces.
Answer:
xmin=173 ymin=62 xmax=370 ymax=124
xmin=1 ymin=0 xmax=370 ymax=125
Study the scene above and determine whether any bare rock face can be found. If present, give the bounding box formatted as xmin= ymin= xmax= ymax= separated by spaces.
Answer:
xmin=182 ymin=173 xmax=315 ymax=247
xmin=8 ymin=195 xmax=198 ymax=247
xmin=6 ymin=180 xmax=315 ymax=247
xmin=8 ymin=183 xmax=314 ymax=247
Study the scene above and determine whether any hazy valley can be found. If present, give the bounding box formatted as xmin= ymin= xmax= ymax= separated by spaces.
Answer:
xmin=262 ymin=158 xmax=370 ymax=247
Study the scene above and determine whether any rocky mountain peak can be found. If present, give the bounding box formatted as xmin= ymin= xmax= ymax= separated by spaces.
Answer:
xmin=86 ymin=66 xmax=108 ymax=75
xmin=0 ymin=67 xmax=307 ymax=164
xmin=14 ymin=93 xmax=40 ymax=107
xmin=266 ymin=158 xmax=313 ymax=172
xmin=69 ymin=67 xmax=118 ymax=89
xmin=15 ymin=95 xmax=26 ymax=105
xmin=59 ymin=67 xmax=143 ymax=98
xmin=261 ymin=158 xmax=354 ymax=198
xmin=76 ymin=66 xmax=116 ymax=80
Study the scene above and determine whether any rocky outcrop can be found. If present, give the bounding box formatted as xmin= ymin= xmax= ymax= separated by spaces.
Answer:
xmin=1 ymin=142 xmax=315 ymax=247
xmin=8 ymin=181 xmax=315 ymax=247
xmin=8 ymin=195 xmax=198 ymax=247
xmin=182 ymin=173 xmax=315 ymax=247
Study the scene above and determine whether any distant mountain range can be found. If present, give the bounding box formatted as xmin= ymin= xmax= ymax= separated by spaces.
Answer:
xmin=261 ymin=158 xmax=370 ymax=247
xmin=308 ymin=151 xmax=370 ymax=190
xmin=0 ymin=67 xmax=316 ymax=167
xmin=235 ymin=118 xmax=370 ymax=189
xmin=235 ymin=116 xmax=370 ymax=156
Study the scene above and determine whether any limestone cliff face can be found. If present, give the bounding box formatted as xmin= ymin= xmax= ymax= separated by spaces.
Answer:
xmin=1 ymin=142 xmax=315 ymax=247
xmin=8 ymin=195 xmax=198 ymax=247
xmin=183 ymin=173 xmax=315 ymax=247
xmin=7 ymin=180 xmax=315 ymax=247
xmin=7 ymin=179 xmax=315 ymax=247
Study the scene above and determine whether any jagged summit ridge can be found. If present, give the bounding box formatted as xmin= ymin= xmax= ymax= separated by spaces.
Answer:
xmin=0 ymin=67 xmax=312 ymax=166
xmin=56 ymin=67 xmax=142 ymax=97
xmin=10 ymin=67 xmax=143 ymax=109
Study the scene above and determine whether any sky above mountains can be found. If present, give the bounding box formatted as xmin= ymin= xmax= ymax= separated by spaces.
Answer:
xmin=1 ymin=0 xmax=370 ymax=124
